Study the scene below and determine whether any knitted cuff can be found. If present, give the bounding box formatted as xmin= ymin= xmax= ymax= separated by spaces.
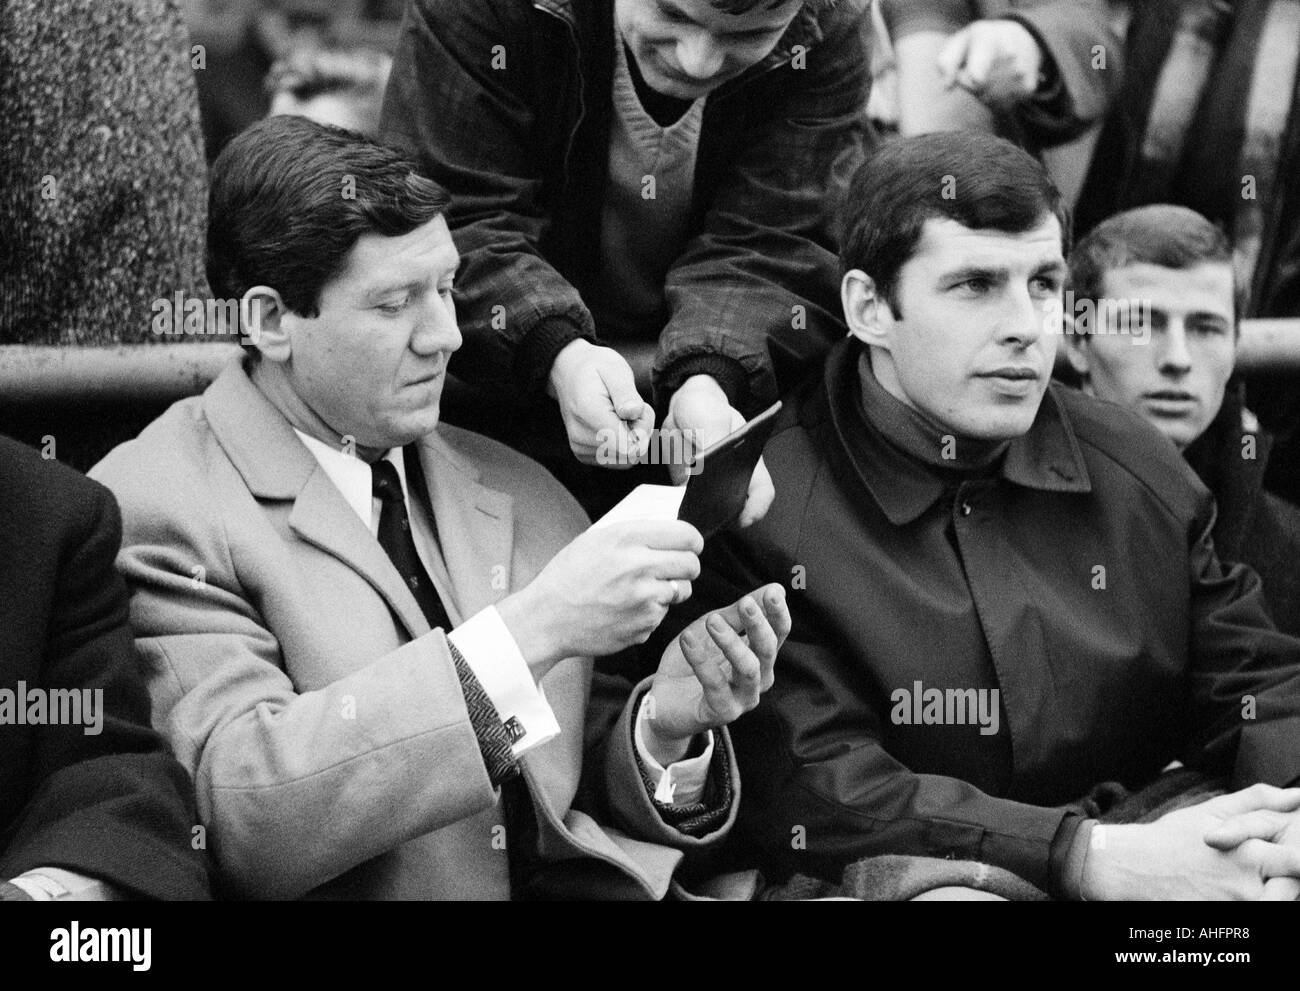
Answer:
xmin=655 ymin=354 xmax=752 ymax=418
xmin=516 ymin=316 xmax=594 ymax=401
xmin=632 ymin=692 xmax=734 ymax=838
xmin=448 ymin=641 xmax=520 ymax=788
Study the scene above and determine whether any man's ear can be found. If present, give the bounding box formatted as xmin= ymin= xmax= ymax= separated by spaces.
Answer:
xmin=841 ymin=269 xmax=894 ymax=350
xmin=241 ymin=286 xmax=292 ymax=362
xmin=1062 ymin=313 xmax=1092 ymax=380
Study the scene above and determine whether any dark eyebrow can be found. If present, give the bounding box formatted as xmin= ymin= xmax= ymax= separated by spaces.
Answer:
xmin=940 ymin=265 xmax=1007 ymax=284
xmin=361 ymin=255 xmax=460 ymax=303
xmin=937 ymin=257 xmax=1066 ymax=287
xmin=361 ymin=279 xmax=425 ymax=304
xmin=1185 ymin=310 xmax=1233 ymax=325
xmin=1137 ymin=304 xmax=1231 ymax=321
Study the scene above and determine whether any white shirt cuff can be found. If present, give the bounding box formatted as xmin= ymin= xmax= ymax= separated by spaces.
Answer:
xmin=448 ymin=606 xmax=560 ymax=757
xmin=634 ymin=695 xmax=714 ymax=806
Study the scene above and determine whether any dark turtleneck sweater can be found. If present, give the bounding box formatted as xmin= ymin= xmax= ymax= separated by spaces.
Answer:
xmin=857 ymin=351 xmax=1011 ymax=477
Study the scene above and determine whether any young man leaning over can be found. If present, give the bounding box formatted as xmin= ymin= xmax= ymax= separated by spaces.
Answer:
xmin=380 ymin=0 xmax=873 ymax=519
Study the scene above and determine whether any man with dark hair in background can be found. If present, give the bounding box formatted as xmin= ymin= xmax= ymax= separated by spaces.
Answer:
xmin=1064 ymin=204 xmax=1300 ymax=637
xmin=1071 ymin=0 xmax=1300 ymax=506
xmin=677 ymin=132 xmax=1300 ymax=900
xmin=92 ymin=116 xmax=790 ymax=900
xmin=380 ymin=0 xmax=873 ymax=520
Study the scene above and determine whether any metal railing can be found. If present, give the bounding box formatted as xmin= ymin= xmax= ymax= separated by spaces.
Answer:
xmin=1 ymin=319 xmax=1297 ymax=406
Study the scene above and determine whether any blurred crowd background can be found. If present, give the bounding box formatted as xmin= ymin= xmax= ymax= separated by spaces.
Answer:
xmin=1 ymin=0 xmax=1296 ymax=498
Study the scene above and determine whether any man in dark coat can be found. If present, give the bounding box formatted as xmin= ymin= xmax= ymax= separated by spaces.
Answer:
xmin=0 ymin=435 xmax=210 ymax=900
xmin=678 ymin=133 xmax=1300 ymax=900
xmin=1064 ymin=204 xmax=1300 ymax=637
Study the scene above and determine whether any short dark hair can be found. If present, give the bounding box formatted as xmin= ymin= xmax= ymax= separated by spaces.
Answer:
xmin=1068 ymin=204 xmax=1243 ymax=321
xmin=840 ymin=132 xmax=1069 ymax=315
xmin=206 ymin=115 xmax=450 ymax=323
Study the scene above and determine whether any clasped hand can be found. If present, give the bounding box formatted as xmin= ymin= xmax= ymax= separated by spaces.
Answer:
xmin=1083 ymin=785 xmax=1300 ymax=900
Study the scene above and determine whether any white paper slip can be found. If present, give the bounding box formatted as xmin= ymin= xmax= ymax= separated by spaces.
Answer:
xmin=591 ymin=483 xmax=686 ymax=529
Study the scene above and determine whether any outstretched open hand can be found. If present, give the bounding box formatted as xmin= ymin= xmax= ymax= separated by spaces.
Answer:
xmin=641 ymin=583 xmax=790 ymax=766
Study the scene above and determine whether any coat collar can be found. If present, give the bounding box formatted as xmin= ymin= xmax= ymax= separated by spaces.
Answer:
xmin=204 ymin=356 xmax=317 ymax=500
xmin=1184 ymin=379 xmax=1270 ymax=555
xmin=202 ymin=358 xmax=515 ymax=636
xmin=824 ymin=341 xmax=1092 ymax=526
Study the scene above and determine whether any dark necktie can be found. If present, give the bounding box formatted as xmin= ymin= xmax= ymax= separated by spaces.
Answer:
xmin=370 ymin=454 xmax=517 ymax=784
xmin=371 ymin=456 xmax=453 ymax=632
xmin=371 ymin=451 xmax=537 ymax=892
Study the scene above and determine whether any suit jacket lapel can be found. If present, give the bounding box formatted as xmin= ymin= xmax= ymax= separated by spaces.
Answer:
xmin=288 ymin=471 xmax=432 ymax=640
xmin=202 ymin=358 xmax=432 ymax=640
xmin=415 ymin=431 xmax=515 ymax=623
